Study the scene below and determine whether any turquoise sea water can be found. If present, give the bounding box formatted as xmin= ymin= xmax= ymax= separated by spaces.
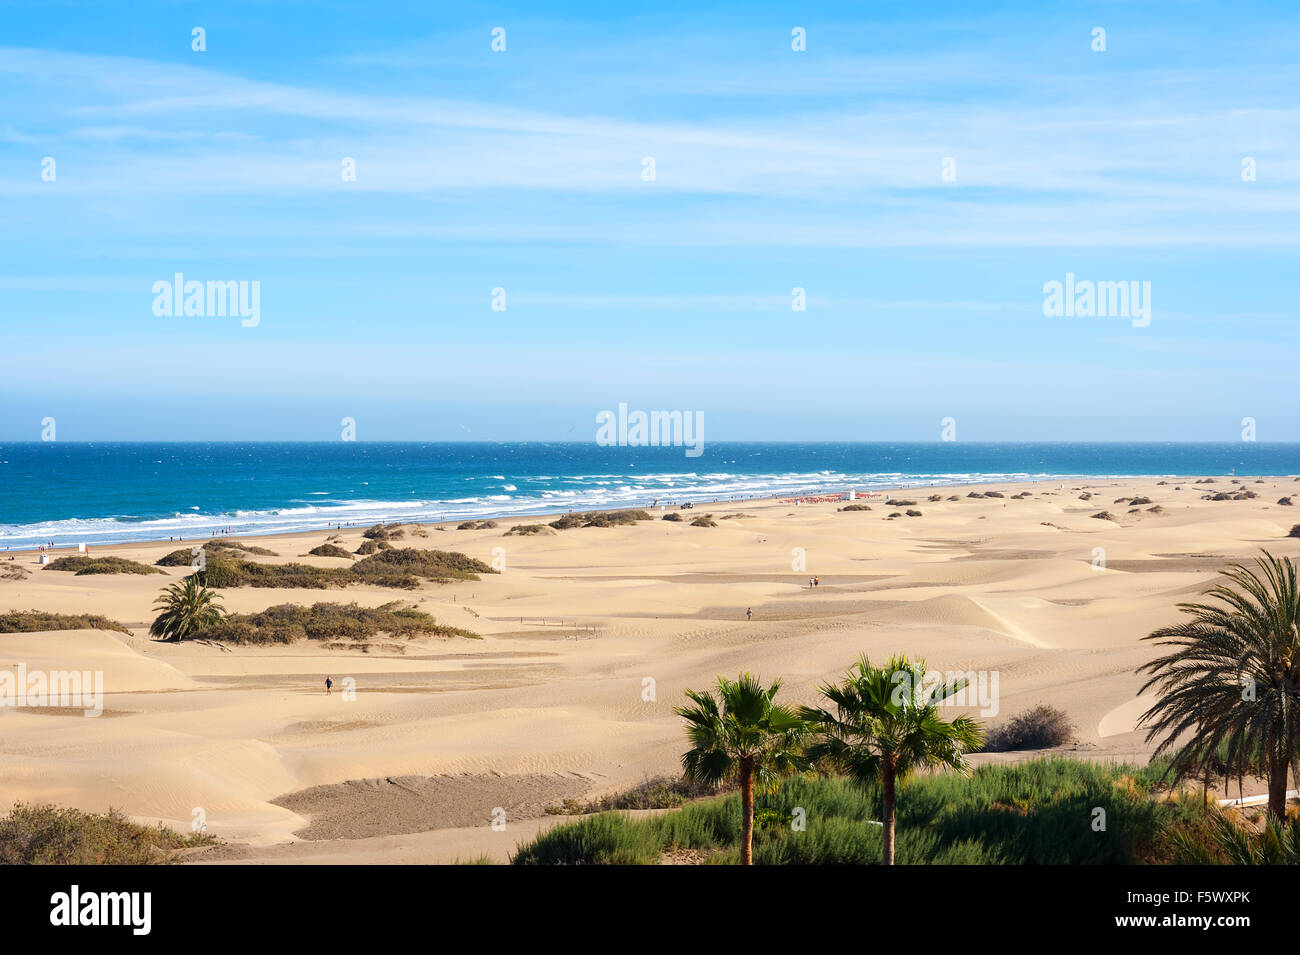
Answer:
xmin=1 ymin=442 xmax=1296 ymax=549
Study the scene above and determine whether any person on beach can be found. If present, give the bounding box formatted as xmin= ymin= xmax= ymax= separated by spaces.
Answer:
xmin=324 ymin=676 xmax=333 ymax=695
xmin=746 ymin=607 xmax=752 ymax=621
xmin=809 ymin=576 xmax=814 ymax=589
xmin=814 ymin=576 xmax=820 ymax=588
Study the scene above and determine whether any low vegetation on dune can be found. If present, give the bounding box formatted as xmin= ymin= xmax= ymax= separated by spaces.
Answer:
xmin=198 ymin=547 xmax=495 ymax=590
xmin=200 ymin=558 xmax=355 ymax=589
xmin=352 ymin=547 xmax=495 ymax=583
xmin=905 ymin=509 xmax=923 ymax=517
xmin=191 ymin=601 xmax=478 ymax=644
xmin=0 ymin=610 xmax=130 ymax=635
xmin=512 ymin=759 xmax=1209 ymax=865
xmin=885 ymin=499 xmax=917 ymax=507
xmin=156 ymin=548 xmax=199 ymax=567
xmin=0 ymin=804 xmax=215 ymax=865
xmin=1279 ymin=497 xmax=1293 ymax=506
xmin=1090 ymin=511 xmax=1116 ymax=521
xmin=547 ymin=776 xmax=723 ymax=815
xmin=353 ymin=538 xmax=392 ymax=554
xmin=156 ymin=539 xmax=277 ymax=566
xmin=363 ymin=522 xmax=406 ymax=541
xmin=550 ymin=509 xmax=654 ymax=530
xmin=0 ymin=564 xmax=30 ymax=581
xmin=306 ymin=543 xmax=353 ymax=559
xmin=1289 ymin=525 xmax=1300 ymax=538
xmin=457 ymin=519 xmax=499 ymax=530
xmin=838 ymin=504 xmax=871 ymax=512
xmin=44 ymin=556 xmax=165 ymax=576
xmin=504 ymin=523 xmax=555 ymax=536
xmin=209 ymin=540 xmax=277 ymax=556
xmin=981 ymin=704 xmax=1076 ymax=752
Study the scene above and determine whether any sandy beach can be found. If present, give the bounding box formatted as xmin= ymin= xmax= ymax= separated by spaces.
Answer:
xmin=2 ymin=475 xmax=1298 ymax=863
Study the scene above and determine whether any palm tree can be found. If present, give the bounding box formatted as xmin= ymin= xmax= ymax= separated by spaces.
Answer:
xmin=150 ymin=575 xmax=225 ymax=641
xmin=800 ymin=654 xmax=985 ymax=865
xmin=675 ymin=674 xmax=807 ymax=865
xmin=1138 ymin=552 xmax=1300 ymax=820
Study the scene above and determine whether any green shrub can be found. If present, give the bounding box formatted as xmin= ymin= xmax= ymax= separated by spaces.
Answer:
xmin=839 ymin=504 xmax=871 ymax=512
xmin=354 ymin=539 xmax=393 ymax=555
xmin=662 ymin=512 xmax=683 ymax=522
xmin=0 ymin=610 xmax=130 ymax=635
xmin=504 ymin=524 xmax=555 ymax=536
xmin=44 ymin=556 xmax=165 ymax=576
xmin=690 ymin=515 xmax=718 ymax=527
xmin=351 ymin=548 xmax=495 ymax=585
xmin=363 ymin=523 xmax=406 ymax=541
xmin=306 ymin=543 xmax=353 ymax=559
xmin=192 ymin=601 xmax=478 ymax=644
xmin=156 ymin=540 xmax=276 ymax=566
xmin=551 ymin=509 xmax=653 ymax=530
xmin=0 ymin=803 xmax=216 ymax=864
xmin=200 ymin=557 xmax=356 ymax=589
xmin=199 ymin=547 xmax=493 ymax=590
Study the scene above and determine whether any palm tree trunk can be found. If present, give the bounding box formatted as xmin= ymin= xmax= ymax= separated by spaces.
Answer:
xmin=740 ymin=757 xmax=755 ymax=866
xmin=1268 ymin=748 xmax=1289 ymax=821
xmin=881 ymin=764 xmax=896 ymax=866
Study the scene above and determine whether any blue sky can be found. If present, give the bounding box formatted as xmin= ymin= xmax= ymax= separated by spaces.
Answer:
xmin=1 ymin=0 xmax=1298 ymax=441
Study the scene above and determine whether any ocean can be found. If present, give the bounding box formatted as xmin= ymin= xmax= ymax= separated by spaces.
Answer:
xmin=1 ymin=442 xmax=1297 ymax=550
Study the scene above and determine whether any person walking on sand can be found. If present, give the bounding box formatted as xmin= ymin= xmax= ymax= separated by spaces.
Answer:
xmin=809 ymin=576 xmax=814 ymax=589
xmin=746 ymin=607 xmax=752 ymax=621
xmin=814 ymin=576 xmax=820 ymax=588
xmin=324 ymin=675 xmax=333 ymax=695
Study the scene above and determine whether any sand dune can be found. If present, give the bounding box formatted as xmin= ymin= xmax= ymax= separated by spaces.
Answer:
xmin=1 ymin=476 xmax=1297 ymax=862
